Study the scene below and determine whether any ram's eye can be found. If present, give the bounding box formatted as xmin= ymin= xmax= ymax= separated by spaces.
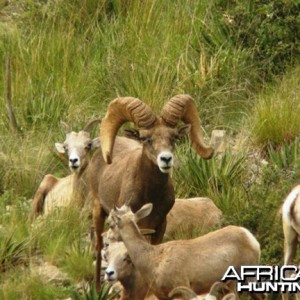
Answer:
xmin=141 ymin=137 xmax=152 ymax=145
xmin=63 ymin=145 xmax=68 ymax=152
xmin=170 ymin=136 xmax=177 ymax=145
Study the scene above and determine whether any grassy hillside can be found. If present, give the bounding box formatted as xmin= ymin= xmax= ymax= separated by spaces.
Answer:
xmin=0 ymin=0 xmax=300 ymax=299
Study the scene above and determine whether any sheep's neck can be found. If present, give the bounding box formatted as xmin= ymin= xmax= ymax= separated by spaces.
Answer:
xmin=70 ymin=160 xmax=89 ymax=202
xmin=121 ymin=270 xmax=147 ymax=300
xmin=120 ymin=221 xmax=156 ymax=278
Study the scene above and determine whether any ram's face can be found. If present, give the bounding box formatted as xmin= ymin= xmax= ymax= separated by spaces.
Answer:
xmin=125 ymin=123 xmax=191 ymax=173
xmin=55 ymin=131 xmax=100 ymax=172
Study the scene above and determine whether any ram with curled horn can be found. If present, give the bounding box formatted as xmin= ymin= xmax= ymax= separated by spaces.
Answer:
xmin=87 ymin=94 xmax=214 ymax=291
xmin=31 ymin=119 xmax=102 ymax=217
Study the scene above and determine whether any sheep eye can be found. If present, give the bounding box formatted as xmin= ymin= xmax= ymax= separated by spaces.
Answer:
xmin=170 ymin=136 xmax=177 ymax=145
xmin=85 ymin=142 xmax=92 ymax=150
xmin=141 ymin=137 xmax=152 ymax=145
xmin=124 ymin=255 xmax=131 ymax=263
xmin=63 ymin=145 xmax=68 ymax=151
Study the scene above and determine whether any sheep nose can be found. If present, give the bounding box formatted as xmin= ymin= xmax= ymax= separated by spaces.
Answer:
xmin=160 ymin=154 xmax=173 ymax=164
xmin=106 ymin=270 xmax=115 ymax=277
xmin=69 ymin=158 xmax=78 ymax=164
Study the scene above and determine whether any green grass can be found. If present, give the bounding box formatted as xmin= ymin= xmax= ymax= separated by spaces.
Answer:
xmin=249 ymin=66 xmax=300 ymax=149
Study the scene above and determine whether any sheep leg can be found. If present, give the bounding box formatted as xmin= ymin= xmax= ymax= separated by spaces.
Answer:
xmin=93 ymin=198 xmax=106 ymax=292
xmin=281 ymin=224 xmax=298 ymax=300
xmin=283 ymin=224 xmax=298 ymax=265
xmin=151 ymin=218 xmax=167 ymax=244
xmin=31 ymin=174 xmax=58 ymax=218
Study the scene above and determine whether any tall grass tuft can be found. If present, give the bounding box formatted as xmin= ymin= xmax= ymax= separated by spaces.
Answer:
xmin=30 ymin=207 xmax=90 ymax=265
xmin=63 ymin=240 xmax=94 ymax=282
xmin=249 ymin=66 xmax=300 ymax=149
xmin=174 ymin=145 xmax=247 ymax=217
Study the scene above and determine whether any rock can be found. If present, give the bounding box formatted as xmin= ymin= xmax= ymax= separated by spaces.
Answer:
xmin=31 ymin=261 xmax=70 ymax=286
xmin=211 ymin=130 xmax=226 ymax=153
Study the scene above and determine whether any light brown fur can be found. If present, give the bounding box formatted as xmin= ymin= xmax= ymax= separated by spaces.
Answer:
xmin=110 ymin=205 xmax=263 ymax=300
xmin=281 ymin=185 xmax=300 ymax=300
xmin=165 ymin=198 xmax=222 ymax=239
xmin=90 ymin=95 xmax=214 ymax=291
xmin=31 ymin=120 xmax=101 ymax=217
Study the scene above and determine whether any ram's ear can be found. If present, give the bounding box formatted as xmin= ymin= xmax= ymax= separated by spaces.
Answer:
xmin=134 ymin=203 xmax=153 ymax=221
xmin=177 ymin=124 xmax=191 ymax=136
xmin=123 ymin=128 xmax=141 ymax=141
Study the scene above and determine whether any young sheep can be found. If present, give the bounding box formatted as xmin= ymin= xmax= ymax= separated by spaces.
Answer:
xmin=103 ymin=243 xmax=236 ymax=300
xmin=103 ymin=197 xmax=221 ymax=246
xmin=103 ymin=241 xmax=154 ymax=300
xmin=109 ymin=203 xmax=264 ymax=300
xmin=31 ymin=119 xmax=101 ymax=217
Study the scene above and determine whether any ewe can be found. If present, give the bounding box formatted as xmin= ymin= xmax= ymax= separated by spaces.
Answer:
xmin=281 ymin=185 xmax=300 ymax=300
xmin=103 ymin=197 xmax=222 ymax=245
xmin=31 ymin=119 xmax=101 ymax=216
xmin=108 ymin=203 xmax=264 ymax=300
xmin=88 ymin=94 xmax=213 ymax=290
xmin=165 ymin=197 xmax=222 ymax=239
xmin=282 ymin=185 xmax=300 ymax=266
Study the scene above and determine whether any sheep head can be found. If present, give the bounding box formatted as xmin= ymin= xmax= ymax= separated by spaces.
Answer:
xmin=105 ymin=203 xmax=154 ymax=244
xmin=55 ymin=119 xmax=101 ymax=172
xmin=102 ymin=241 xmax=133 ymax=283
xmin=100 ymin=95 xmax=213 ymax=173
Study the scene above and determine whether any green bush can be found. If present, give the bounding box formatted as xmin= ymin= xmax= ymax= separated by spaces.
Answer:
xmin=219 ymin=0 xmax=300 ymax=78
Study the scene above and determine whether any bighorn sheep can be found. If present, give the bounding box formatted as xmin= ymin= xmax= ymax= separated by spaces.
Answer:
xmin=282 ymin=185 xmax=300 ymax=266
xmin=169 ymin=281 xmax=237 ymax=300
xmin=165 ymin=197 xmax=222 ymax=239
xmin=31 ymin=119 xmax=101 ymax=217
xmin=103 ymin=242 xmax=236 ymax=300
xmin=88 ymin=94 xmax=214 ymax=290
xmin=281 ymin=185 xmax=300 ymax=300
xmin=103 ymin=197 xmax=222 ymax=244
xmin=109 ymin=203 xmax=264 ymax=300
xmin=103 ymin=241 xmax=153 ymax=300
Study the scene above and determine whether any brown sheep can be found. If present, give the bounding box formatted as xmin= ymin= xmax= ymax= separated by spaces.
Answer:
xmin=165 ymin=198 xmax=222 ymax=239
xmin=109 ymin=203 xmax=264 ymax=300
xmin=88 ymin=94 xmax=214 ymax=290
xmin=31 ymin=119 xmax=101 ymax=217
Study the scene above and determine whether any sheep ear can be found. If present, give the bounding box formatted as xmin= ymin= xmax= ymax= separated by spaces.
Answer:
xmin=91 ymin=137 xmax=100 ymax=149
xmin=55 ymin=143 xmax=65 ymax=154
xmin=177 ymin=124 xmax=191 ymax=136
xmin=140 ymin=228 xmax=155 ymax=235
xmin=134 ymin=203 xmax=153 ymax=221
xmin=123 ymin=128 xmax=141 ymax=141
xmin=111 ymin=214 xmax=121 ymax=225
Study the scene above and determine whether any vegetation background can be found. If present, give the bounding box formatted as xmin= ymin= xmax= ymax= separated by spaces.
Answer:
xmin=0 ymin=0 xmax=300 ymax=299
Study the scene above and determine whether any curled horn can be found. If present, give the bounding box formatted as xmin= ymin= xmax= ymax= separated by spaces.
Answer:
xmin=161 ymin=94 xmax=214 ymax=159
xmin=60 ymin=121 xmax=71 ymax=134
xmin=83 ymin=118 xmax=101 ymax=133
xmin=209 ymin=281 xmax=229 ymax=296
xmin=100 ymin=97 xmax=156 ymax=164
xmin=168 ymin=286 xmax=197 ymax=300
